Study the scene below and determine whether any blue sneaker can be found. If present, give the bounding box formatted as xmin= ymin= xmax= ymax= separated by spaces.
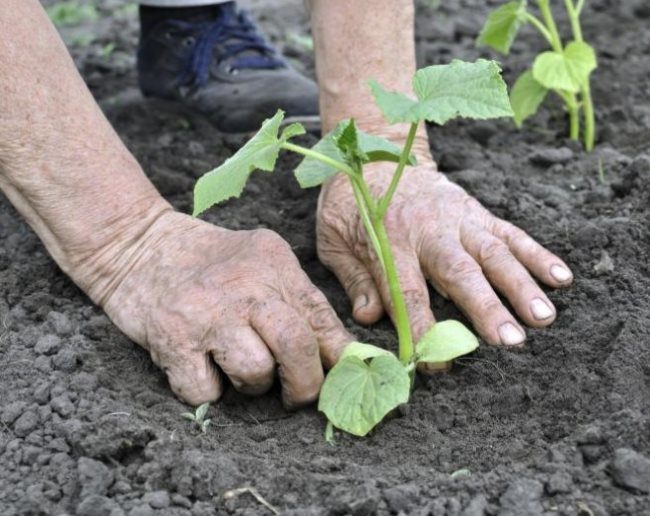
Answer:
xmin=137 ymin=2 xmax=320 ymax=133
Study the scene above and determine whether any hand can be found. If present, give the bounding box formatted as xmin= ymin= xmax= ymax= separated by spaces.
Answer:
xmin=317 ymin=156 xmax=573 ymax=351
xmin=100 ymin=211 xmax=353 ymax=407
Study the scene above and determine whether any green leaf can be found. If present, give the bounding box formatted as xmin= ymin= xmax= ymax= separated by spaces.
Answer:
xmin=334 ymin=120 xmax=368 ymax=165
xmin=318 ymin=355 xmax=410 ymax=436
xmin=47 ymin=2 xmax=98 ymax=27
xmin=181 ymin=413 xmax=196 ymax=421
xmin=532 ymin=42 xmax=597 ymax=93
xmin=340 ymin=341 xmax=394 ymax=362
xmin=201 ymin=419 xmax=212 ymax=433
xmin=510 ymin=70 xmax=548 ymax=127
xmin=193 ymin=110 xmax=285 ymax=215
xmin=476 ymin=1 xmax=528 ymax=54
xmin=293 ymin=120 xmax=413 ymax=188
xmin=195 ymin=402 xmax=210 ymax=421
xmin=281 ymin=122 xmax=306 ymax=141
xmin=370 ymin=59 xmax=513 ymax=125
xmin=415 ymin=320 xmax=479 ymax=363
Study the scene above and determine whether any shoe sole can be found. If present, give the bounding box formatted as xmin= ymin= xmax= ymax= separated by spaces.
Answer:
xmin=100 ymin=87 xmax=322 ymax=137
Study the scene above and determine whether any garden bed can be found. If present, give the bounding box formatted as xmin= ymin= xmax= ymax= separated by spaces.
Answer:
xmin=0 ymin=0 xmax=649 ymax=514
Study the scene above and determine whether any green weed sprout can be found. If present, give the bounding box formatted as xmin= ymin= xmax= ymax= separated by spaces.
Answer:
xmin=181 ymin=402 xmax=212 ymax=433
xmin=193 ymin=59 xmax=513 ymax=437
xmin=477 ymin=0 xmax=597 ymax=150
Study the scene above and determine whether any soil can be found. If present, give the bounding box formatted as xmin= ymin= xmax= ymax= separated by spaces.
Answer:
xmin=1 ymin=0 xmax=649 ymax=514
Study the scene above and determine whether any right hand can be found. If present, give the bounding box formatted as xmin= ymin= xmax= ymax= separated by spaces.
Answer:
xmin=99 ymin=211 xmax=353 ymax=408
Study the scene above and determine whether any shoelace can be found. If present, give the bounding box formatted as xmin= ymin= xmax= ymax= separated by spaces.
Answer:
xmin=175 ymin=4 xmax=286 ymax=87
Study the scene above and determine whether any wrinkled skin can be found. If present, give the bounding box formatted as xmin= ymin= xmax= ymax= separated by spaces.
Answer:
xmin=102 ymin=211 xmax=353 ymax=407
xmin=317 ymin=152 xmax=573 ymax=359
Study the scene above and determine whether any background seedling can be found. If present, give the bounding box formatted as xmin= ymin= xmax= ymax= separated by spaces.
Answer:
xmin=477 ymin=0 xmax=597 ymax=150
xmin=193 ymin=59 xmax=513 ymax=437
xmin=181 ymin=402 xmax=211 ymax=433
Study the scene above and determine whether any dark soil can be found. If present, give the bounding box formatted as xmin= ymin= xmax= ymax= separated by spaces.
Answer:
xmin=1 ymin=0 xmax=649 ymax=514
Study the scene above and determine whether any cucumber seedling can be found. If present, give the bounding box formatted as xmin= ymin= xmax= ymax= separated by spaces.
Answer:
xmin=181 ymin=402 xmax=212 ymax=434
xmin=477 ymin=0 xmax=597 ymax=150
xmin=193 ymin=59 xmax=513 ymax=437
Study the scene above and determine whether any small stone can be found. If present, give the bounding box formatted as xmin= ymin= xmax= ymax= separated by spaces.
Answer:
xmin=546 ymin=470 xmax=573 ymax=495
xmin=34 ymin=355 xmax=52 ymax=373
xmin=52 ymin=348 xmax=78 ymax=372
xmin=383 ymin=483 xmax=420 ymax=513
xmin=78 ymin=457 xmax=114 ymax=497
xmin=32 ymin=382 xmax=51 ymax=404
xmin=34 ymin=334 xmax=62 ymax=355
xmin=129 ymin=504 xmax=155 ymax=516
xmin=498 ymin=478 xmax=544 ymax=516
xmin=529 ymin=147 xmax=574 ymax=166
xmin=462 ymin=494 xmax=488 ymax=516
xmin=1 ymin=401 xmax=28 ymax=425
xmin=609 ymin=448 xmax=650 ymax=493
xmin=143 ymin=490 xmax=171 ymax=509
xmin=13 ymin=411 xmax=39 ymax=437
xmin=47 ymin=311 xmax=74 ymax=336
xmin=77 ymin=495 xmax=119 ymax=516
xmin=51 ymin=394 xmax=75 ymax=418
xmin=171 ymin=494 xmax=192 ymax=508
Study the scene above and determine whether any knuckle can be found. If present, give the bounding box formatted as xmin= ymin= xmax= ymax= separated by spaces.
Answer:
xmin=478 ymin=296 xmax=504 ymax=316
xmin=252 ymin=229 xmax=292 ymax=256
xmin=343 ymin=267 xmax=372 ymax=293
xmin=235 ymin=361 xmax=274 ymax=388
xmin=443 ymin=257 xmax=482 ymax=285
xmin=478 ymin=239 xmax=509 ymax=264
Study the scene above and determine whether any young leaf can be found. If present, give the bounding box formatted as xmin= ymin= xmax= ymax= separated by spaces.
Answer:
xmin=532 ymin=42 xmax=597 ymax=94
xmin=201 ymin=419 xmax=212 ymax=433
xmin=476 ymin=0 xmax=528 ymax=54
xmin=181 ymin=412 xmax=196 ymax=421
xmin=193 ymin=110 xmax=285 ymax=216
xmin=370 ymin=59 xmax=513 ymax=125
xmin=415 ymin=320 xmax=479 ymax=364
xmin=510 ymin=70 xmax=548 ymax=127
xmin=318 ymin=355 xmax=410 ymax=437
xmin=281 ymin=122 xmax=306 ymax=141
xmin=293 ymin=120 xmax=414 ymax=188
xmin=340 ymin=341 xmax=394 ymax=362
xmin=195 ymin=402 xmax=210 ymax=422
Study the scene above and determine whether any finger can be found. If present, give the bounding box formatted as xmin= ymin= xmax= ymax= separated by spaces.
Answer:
xmin=209 ymin=326 xmax=275 ymax=395
xmin=422 ymin=244 xmax=526 ymax=347
xmin=318 ymin=243 xmax=384 ymax=325
xmin=463 ymin=229 xmax=556 ymax=328
xmin=151 ymin=345 xmax=223 ymax=405
xmin=286 ymin=273 xmax=355 ymax=368
xmin=491 ymin=220 xmax=573 ymax=288
xmin=250 ymin=299 xmax=324 ymax=409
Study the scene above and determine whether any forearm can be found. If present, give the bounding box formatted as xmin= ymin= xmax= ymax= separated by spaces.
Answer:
xmin=0 ymin=0 xmax=171 ymax=304
xmin=310 ymin=0 xmax=431 ymax=161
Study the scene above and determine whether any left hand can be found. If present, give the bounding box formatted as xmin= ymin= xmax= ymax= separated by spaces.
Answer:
xmin=316 ymin=153 xmax=573 ymax=353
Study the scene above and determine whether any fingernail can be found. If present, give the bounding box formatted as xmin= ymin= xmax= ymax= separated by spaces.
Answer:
xmin=498 ymin=322 xmax=525 ymax=347
xmin=550 ymin=264 xmax=572 ymax=283
xmin=530 ymin=298 xmax=554 ymax=320
xmin=353 ymin=294 xmax=368 ymax=312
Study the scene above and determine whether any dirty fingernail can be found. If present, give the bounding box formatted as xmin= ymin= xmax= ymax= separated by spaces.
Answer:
xmin=550 ymin=264 xmax=572 ymax=283
xmin=530 ymin=298 xmax=554 ymax=320
xmin=498 ymin=322 xmax=525 ymax=347
xmin=353 ymin=294 xmax=368 ymax=312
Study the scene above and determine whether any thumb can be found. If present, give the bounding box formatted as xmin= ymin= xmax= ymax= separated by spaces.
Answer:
xmin=152 ymin=346 xmax=223 ymax=405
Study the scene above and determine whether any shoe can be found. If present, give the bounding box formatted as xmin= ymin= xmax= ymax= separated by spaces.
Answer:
xmin=137 ymin=2 xmax=320 ymax=134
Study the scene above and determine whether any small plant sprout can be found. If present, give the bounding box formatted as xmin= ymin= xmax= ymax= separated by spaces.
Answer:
xmin=193 ymin=59 xmax=513 ymax=437
xmin=477 ymin=0 xmax=597 ymax=150
xmin=181 ymin=402 xmax=212 ymax=433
